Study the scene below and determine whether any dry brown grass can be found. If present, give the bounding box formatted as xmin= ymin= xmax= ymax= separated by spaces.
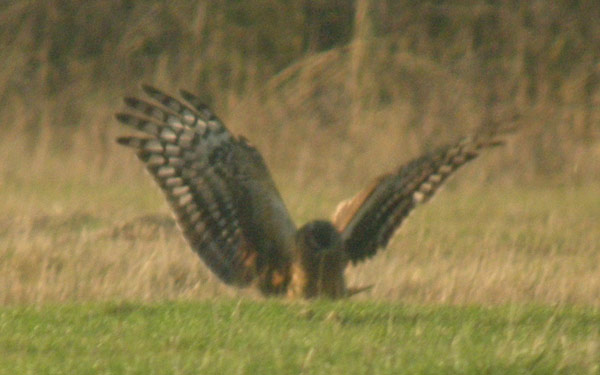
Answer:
xmin=1 ymin=164 xmax=598 ymax=305
xmin=349 ymin=185 xmax=600 ymax=305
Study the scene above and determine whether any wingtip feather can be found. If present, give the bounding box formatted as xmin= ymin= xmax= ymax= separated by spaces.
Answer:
xmin=116 ymin=136 xmax=133 ymax=146
xmin=141 ymin=83 xmax=160 ymax=96
xmin=115 ymin=112 xmax=131 ymax=124
xmin=179 ymin=89 xmax=197 ymax=102
xmin=179 ymin=89 xmax=212 ymax=114
xmin=123 ymin=96 xmax=140 ymax=108
xmin=116 ymin=136 xmax=143 ymax=148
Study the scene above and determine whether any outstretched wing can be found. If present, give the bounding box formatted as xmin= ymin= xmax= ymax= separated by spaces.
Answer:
xmin=116 ymin=85 xmax=296 ymax=294
xmin=332 ymin=131 xmax=506 ymax=263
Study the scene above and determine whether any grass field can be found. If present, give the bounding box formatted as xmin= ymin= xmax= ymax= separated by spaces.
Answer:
xmin=1 ymin=301 xmax=599 ymax=374
xmin=0 ymin=138 xmax=597 ymax=374
xmin=1 ymin=159 xmax=599 ymax=375
xmin=1 ymin=164 xmax=599 ymax=305
xmin=1 ymin=120 xmax=598 ymax=375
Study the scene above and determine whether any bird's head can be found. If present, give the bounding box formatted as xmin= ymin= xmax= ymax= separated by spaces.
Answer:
xmin=295 ymin=220 xmax=342 ymax=256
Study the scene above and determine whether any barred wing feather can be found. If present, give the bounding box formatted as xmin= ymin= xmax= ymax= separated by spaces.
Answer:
xmin=333 ymin=134 xmax=504 ymax=263
xmin=116 ymin=86 xmax=296 ymax=293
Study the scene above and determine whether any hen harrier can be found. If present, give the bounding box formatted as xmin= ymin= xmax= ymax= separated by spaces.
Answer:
xmin=116 ymin=85 xmax=509 ymax=299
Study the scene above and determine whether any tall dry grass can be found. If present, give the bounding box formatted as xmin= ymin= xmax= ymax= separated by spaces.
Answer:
xmin=1 ymin=179 xmax=598 ymax=305
xmin=0 ymin=0 xmax=598 ymax=186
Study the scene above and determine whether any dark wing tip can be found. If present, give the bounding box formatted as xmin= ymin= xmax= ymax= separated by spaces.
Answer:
xmin=116 ymin=136 xmax=152 ymax=149
xmin=141 ymin=83 xmax=162 ymax=97
xmin=116 ymin=136 xmax=136 ymax=147
xmin=114 ymin=112 xmax=131 ymax=124
xmin=178 ymin=88 xmax=196 ymax=100
xmin=179 ymin=89 xmax=203 ymax=106
xmin=474 ymin=134 xmax=508 ymax=150
xmin=179 ymin=89 xmax=212 ymax=115
xmin=123 ymin=96 xmax=140 ymax=108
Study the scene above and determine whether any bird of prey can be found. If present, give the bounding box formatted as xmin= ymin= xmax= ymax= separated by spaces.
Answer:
xmin=115 ymin=85 xmax=509 ymax=299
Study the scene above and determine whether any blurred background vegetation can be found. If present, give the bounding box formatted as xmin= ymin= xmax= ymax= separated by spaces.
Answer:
xmin=0 ymin=0 xmax=599 ymax=192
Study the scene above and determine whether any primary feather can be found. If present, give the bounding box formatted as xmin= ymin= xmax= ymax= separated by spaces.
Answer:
xmin=116 ymin=85 xmax=296 ymax=293
xmin=333 ymin=134 xmax=505 ymax=262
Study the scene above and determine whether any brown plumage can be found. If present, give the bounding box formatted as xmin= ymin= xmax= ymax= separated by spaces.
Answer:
xmin=116 ymin=85 xmax=511 ymax=299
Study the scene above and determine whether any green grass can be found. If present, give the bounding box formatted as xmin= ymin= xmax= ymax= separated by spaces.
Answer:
xmin=1 ymin=301 xmax=599 ymax=374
